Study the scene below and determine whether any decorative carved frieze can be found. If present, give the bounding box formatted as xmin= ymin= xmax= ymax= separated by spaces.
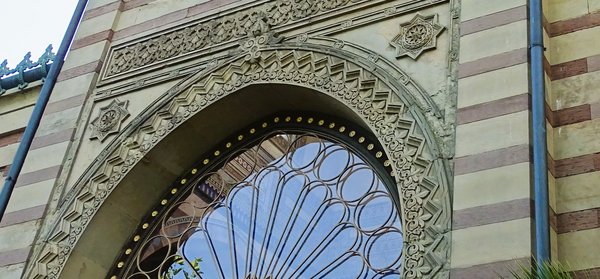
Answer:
xmin=101 ymin=0 xmax=450 ymax=82
xmin=390 ymin=14 xmax=445 ymax=59
xmin=89 ymin=99 xmax=130 ymax=142
xmin=105 ymin=0 xmax=367 ymax=78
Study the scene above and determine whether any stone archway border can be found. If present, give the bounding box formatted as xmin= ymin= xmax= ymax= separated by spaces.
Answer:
xmin=27 ymin=42 xmax=450 ymax=278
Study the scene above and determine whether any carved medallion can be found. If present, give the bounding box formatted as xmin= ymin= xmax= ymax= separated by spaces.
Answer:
xmin=390 ymin=14 xmax=444 ymax=59
xmin=89 ymin=99 xmax=130 ymax=142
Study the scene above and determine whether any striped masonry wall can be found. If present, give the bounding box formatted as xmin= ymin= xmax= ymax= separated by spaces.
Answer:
xmin=0 ymin=0 xmax=119 ymax=274
xmin=31 ymin=0 xmax=545 ymax=278
xmin=451 ymin=0 xmax=534 ymax=277
xmin=543 ymin=0 xmax=600 ymax=277
xmin=0 ymin=86 xmax=42 ymax=279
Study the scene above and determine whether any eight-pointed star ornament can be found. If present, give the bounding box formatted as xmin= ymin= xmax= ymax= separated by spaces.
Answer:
xmin=89 ymin=99 xmax=130 ymax=142
xmin=390 ymin=13 xmax=444 ymax=59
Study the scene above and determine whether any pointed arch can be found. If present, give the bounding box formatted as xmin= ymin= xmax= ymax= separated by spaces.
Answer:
xmin=26 ymin=42 xmax=451 ymax=279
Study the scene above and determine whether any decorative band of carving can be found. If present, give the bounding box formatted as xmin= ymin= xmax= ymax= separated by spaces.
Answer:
xmin=104 ymin=0 xmax=370 ymax=78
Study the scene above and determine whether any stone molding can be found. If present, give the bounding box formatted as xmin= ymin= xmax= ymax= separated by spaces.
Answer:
xmin=99 ymin=0 xmax=448 ymax=83
xmin=25 ymin=43 xmax=451 ymax=278
xmin=95 ymin=36 xmax=455 ymax=156
xmin=103 ymin=0 xmax=373 ymax=79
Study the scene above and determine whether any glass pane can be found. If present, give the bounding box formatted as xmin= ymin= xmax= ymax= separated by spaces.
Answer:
xmin=128 ymin=132 xmax=403 ymax=279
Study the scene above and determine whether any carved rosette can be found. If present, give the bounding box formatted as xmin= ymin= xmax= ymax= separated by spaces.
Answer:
xmin=390 ymin=14 xmax=444 ymax=59
xmin=89 ymin=99 xmax=130 ymax=142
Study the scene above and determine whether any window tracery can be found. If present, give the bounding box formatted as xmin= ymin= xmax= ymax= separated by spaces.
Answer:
xmin=112 ymin=115 xmax=404 ymax=279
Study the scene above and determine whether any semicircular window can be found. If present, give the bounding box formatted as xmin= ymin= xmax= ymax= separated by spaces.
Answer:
xmin=124 ymin=130 xmax=403 ymax=279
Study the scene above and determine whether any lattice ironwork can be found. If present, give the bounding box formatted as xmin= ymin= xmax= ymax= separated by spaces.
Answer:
xmin=121 ymin=130 xmax=403 ymax=279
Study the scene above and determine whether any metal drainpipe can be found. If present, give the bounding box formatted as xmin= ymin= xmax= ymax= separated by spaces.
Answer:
xmin=529 ymin=0 xmax=550 ymax=266
xmin=0 ymin=0 xmax=89 ymax=222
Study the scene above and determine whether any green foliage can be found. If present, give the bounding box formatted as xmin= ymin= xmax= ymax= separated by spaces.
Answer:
xmin=505 ymin=260 xmax=577 ymax=279
xmin=162 ymin=256 xmax=202 ymax=279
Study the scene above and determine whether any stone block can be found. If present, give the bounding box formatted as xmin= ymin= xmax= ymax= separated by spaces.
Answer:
xmin=553 ymin=118 xmax=600 ymax=159
xmin=116 ymin=0 xmax=205 ymax=30
xmin=558 ymin=228 xmax=600 ymax=270
xmin=454 ymin=162 xmax=531 ymax=210
xmin=0 ymin=263 xmax=25 ymax=279
xmin=0 ymin=220 xmax=39 ymax=253
xmin=21 ymin=142 xmax=69 ymax=173
xmin=0 ymin=107 xmax=32 ymax=136
xmin=557 ymin=171 xmax=600 ymax=213
xmin=546 ymin=0 xmax=589 ymax=22
xmin=459 ymin=20 xmax=528 ymax=64
xmin=461 ymin=0 xmax=525 ymax=21
xmin=551 ymin=71 xmax=600 ymax=110
xmin=458 ymin=64 xmax=529 ymax=108
xmin=550 ymin=26 xmax=600 ymax=65
xmin=455 ymin=111 xmax=530 ymax=157
xmin=451 ymin=218 xmax=532 ymax=268
xmin=63 ymin=41 xmax=109 ymax=71
xmin=5 ymin=180 xmax=54 ymax=213
xmin=77 ymin=10 xmax=118 ymax=39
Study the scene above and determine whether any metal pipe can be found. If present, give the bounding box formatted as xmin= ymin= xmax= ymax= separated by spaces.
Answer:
xmin=529 ymin=0 xmax=550 ymax=265
xmin=0 ymin=0 xmax=89 ymax=221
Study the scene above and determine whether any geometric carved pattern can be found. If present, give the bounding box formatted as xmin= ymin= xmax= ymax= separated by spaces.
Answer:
xmin=89 ymin=99 xmax=129 ymax=142
xmin=390 ymin=14 xmax=444 ymax=59
xmin=104 ymin=0 xmax=370 ymax=78
xmin=28 ymin=47 xmax=450 ymax=279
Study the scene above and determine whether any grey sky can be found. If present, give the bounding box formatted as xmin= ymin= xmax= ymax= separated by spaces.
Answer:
xmin=0 ymin=0 xmax=78 ymax=68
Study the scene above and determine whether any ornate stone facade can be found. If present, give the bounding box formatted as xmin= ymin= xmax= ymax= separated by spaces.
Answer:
xmin=8 ymin=0 xmax=600 ymax=278
xmin=30 ymin=43 xmax=452 ymax=279
xmin=16 ymin=0 xmax=458 ymax=278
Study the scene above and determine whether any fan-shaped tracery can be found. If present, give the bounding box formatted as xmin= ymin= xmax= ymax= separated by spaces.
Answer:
xmin=123 ymin=127 xmax=403 ymax=279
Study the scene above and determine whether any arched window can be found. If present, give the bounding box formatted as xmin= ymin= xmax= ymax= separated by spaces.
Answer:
xmin=112 ymin=114 xmax=403 ymax=278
